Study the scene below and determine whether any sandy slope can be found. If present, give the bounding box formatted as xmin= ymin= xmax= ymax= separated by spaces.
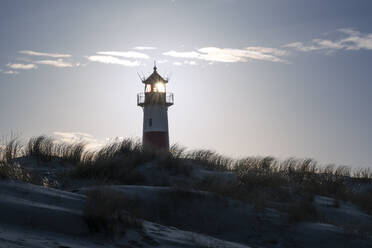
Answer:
xmin=79 ymin=184 xmax=372 ymax=247
xmin=0 ymin=159 xmax=372 ymax=247
xmin=0 ymin=180 xmax=250 ymax=248
xmin=0 ymin=181 xmax=88 ymax=235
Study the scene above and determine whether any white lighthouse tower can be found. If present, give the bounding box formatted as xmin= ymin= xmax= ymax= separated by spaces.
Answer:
xmin=137 ymin=64 xmax=174 ymax=150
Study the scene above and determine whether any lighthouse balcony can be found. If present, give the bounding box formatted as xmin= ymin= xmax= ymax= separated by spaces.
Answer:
xmin=137 ymin=92 xmax=174 ymax=107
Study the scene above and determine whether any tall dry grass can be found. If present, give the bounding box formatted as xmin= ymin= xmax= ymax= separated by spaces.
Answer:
xmin=26 ymin=135 xmax=85 ymax=163
xmin=0 ymin=135 xmax=371 ymax=215
xmin=72 ymin=139 xmax=153 ymax=184
xmin=0 ymin=138 xmax=31 ymax=182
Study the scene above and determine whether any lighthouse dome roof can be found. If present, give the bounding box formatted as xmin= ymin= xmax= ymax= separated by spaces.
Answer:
xmin=143 ymin=65 xmax=168 ymax=84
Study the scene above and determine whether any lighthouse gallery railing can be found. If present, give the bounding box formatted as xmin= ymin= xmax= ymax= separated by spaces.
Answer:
xmin=137 ymin=92 xmax=174 ymax=107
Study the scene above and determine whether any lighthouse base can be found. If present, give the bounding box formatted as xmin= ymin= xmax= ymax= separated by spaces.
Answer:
xmin=143 ymin=131 xmax=169 ymax=150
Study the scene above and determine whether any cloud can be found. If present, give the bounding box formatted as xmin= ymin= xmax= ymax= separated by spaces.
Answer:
xmin=19 ymin=50 xmax=71 ymax=58
xmin=163 ymin=46 xmax=288 ymax=63
xmin=313 ymin=39 xmax=344 ymax=49
xmin=246 ymin=46 xmax=288 ymax=56
xmin=157 ymin=59 xmax=168 ymax=64
xmin=173 ymin=62 xmax=183 ymax=66
xmin=53 ymin=131 xmax=104 ymax=150
xmin=197 ymin=47 xmax=246 ymax=62
xmin=54 ymin=131 xmax=93 ymax=143
xmin=3 ymin=70 xmax=18 ymax=75
xmin=7 ymin=63 xmax=37 ymax=70
xmin=87 ymin=50 xmax=147 ymax=67
xmin=97 ymin=51 xmax=149 ymax=59
xmin=53 ymin=132 xmax=129 ymax=151
xmin=338 ymin=28 xmax=359 ymax=36
xmin=338 ymin=29 xmax=372 ymax=50
xmin=133 ymin=46 xmax=157 ymax=50
xmin=163 ymin=51 xmax=201 ymax=59
xmin=285 ymin=28 xmax=372 ymax=52
xmin=34 ymin=59 xmax=77 ymax=68
xmin=284 ymin=42 xmax=321 ymax=52
xmin=87 ymin=55 xmax=140 ymax=67
xmin=184 ymin=60 xmax=197 ymax=65
xmin=200 ymin=47 xmax=288 ymax=63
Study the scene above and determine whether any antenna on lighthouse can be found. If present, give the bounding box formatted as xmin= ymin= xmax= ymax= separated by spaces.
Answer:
xmin=153 ymin=60 xmax=157 ymax=71
xmin=137 ymin=72 xmax=144 ymax=82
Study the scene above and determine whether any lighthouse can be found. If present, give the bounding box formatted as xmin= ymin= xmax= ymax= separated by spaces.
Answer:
xmin=137 ymin=64 xmax=174 ymax=150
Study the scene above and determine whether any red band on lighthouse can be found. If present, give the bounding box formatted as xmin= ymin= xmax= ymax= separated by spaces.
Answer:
xmin=143 ymin=132 xmax=169 ymax=150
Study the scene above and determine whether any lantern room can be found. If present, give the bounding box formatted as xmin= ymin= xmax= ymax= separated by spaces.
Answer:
xmin=137 ymin=64 xmax=173 ymax=107
xmin=143 ymin=65 xmax=168 ymax=93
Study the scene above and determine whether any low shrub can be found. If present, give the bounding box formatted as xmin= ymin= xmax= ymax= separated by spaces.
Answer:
xmin=352 ymin=190 xmax=372 ymax=215
xmin=83 ymin=188 xmax=142 ymax=236
xmin=194 ymin=175 xmax=239 ymax=199
xmin=287 ymin=195 xmax=318 ymax=223
xmin=0 ymin=162 xmax=32 ymax=182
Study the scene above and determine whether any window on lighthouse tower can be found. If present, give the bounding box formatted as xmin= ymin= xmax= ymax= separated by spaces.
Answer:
xmin=145 ymin=84 xmax=152 ymax=92
xmin=154 ymin=82 xmax=166 ymax=92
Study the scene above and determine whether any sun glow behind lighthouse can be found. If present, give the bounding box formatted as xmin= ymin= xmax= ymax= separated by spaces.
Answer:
xmin=155 ymin=82 xmax=166 ymax=93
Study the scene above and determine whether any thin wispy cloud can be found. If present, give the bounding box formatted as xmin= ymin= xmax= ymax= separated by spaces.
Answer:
xmin=7 ymin=63 xmax=37 ymax=70
xmin=246 ymin=46 xmax=287 ymax=56
xmin=54 ymin=131 xmax=94 ymax=142
xmin=283 ymin=42 xmax=320 ymax=52
xmin=338 ymin=28 xmax=372 ymax=50
xmin=163 ymin=46 xmax=288 ymax=63
xmin=284 ymin=28 xmax=372 ymax=52
xmin=173 ymin=62 xmax=183 ymax=66
xmin=133 ymin=46 xmax=157 ymax=50
xmin=53 ymin=131 xmax=126 ymax=150
xmin=156 ymin=59 xmax=168 ymax=64
xmin=184 ymin=60 xmax=197 ymax=65
xmin=19 ymin=50 xmax=72 ymax=58
xmin=34 ymin=59 xmax=77 ymax=68
xmin=87 ymin=55 xmax=140 ymax=67
xmin=163 ymin=51 xmax=200 ymax=59
xmin=3 ymin=70 xmax=18 ymax=75
xmin=53 ymin=131 xmax=104 ymax=150
xmin=97 ymin=51 xmax=150 ymax=59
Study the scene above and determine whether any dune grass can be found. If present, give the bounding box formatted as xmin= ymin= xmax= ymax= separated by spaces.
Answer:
xmin=0 ymin=138 xmax=31 ymax=182
xmin=0 ymin=135 xmax=371 ymax=216
xmin=26 ymin=136 xmax=86 ymax=163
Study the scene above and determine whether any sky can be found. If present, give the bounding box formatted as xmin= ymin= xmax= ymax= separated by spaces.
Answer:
xmin=0 ymin=0 xmax=371 ymax=168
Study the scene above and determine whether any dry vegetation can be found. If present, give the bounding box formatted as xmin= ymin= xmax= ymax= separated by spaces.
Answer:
xmin=0 ymin=138 xmax=31 ymax=182
xmin=83 ymin=188 xmax=142 ymax=236
xmin=26 ymin=136 xmax=85 ymax=163
xmin=0 ymin=135 xmax=372 ymax=219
